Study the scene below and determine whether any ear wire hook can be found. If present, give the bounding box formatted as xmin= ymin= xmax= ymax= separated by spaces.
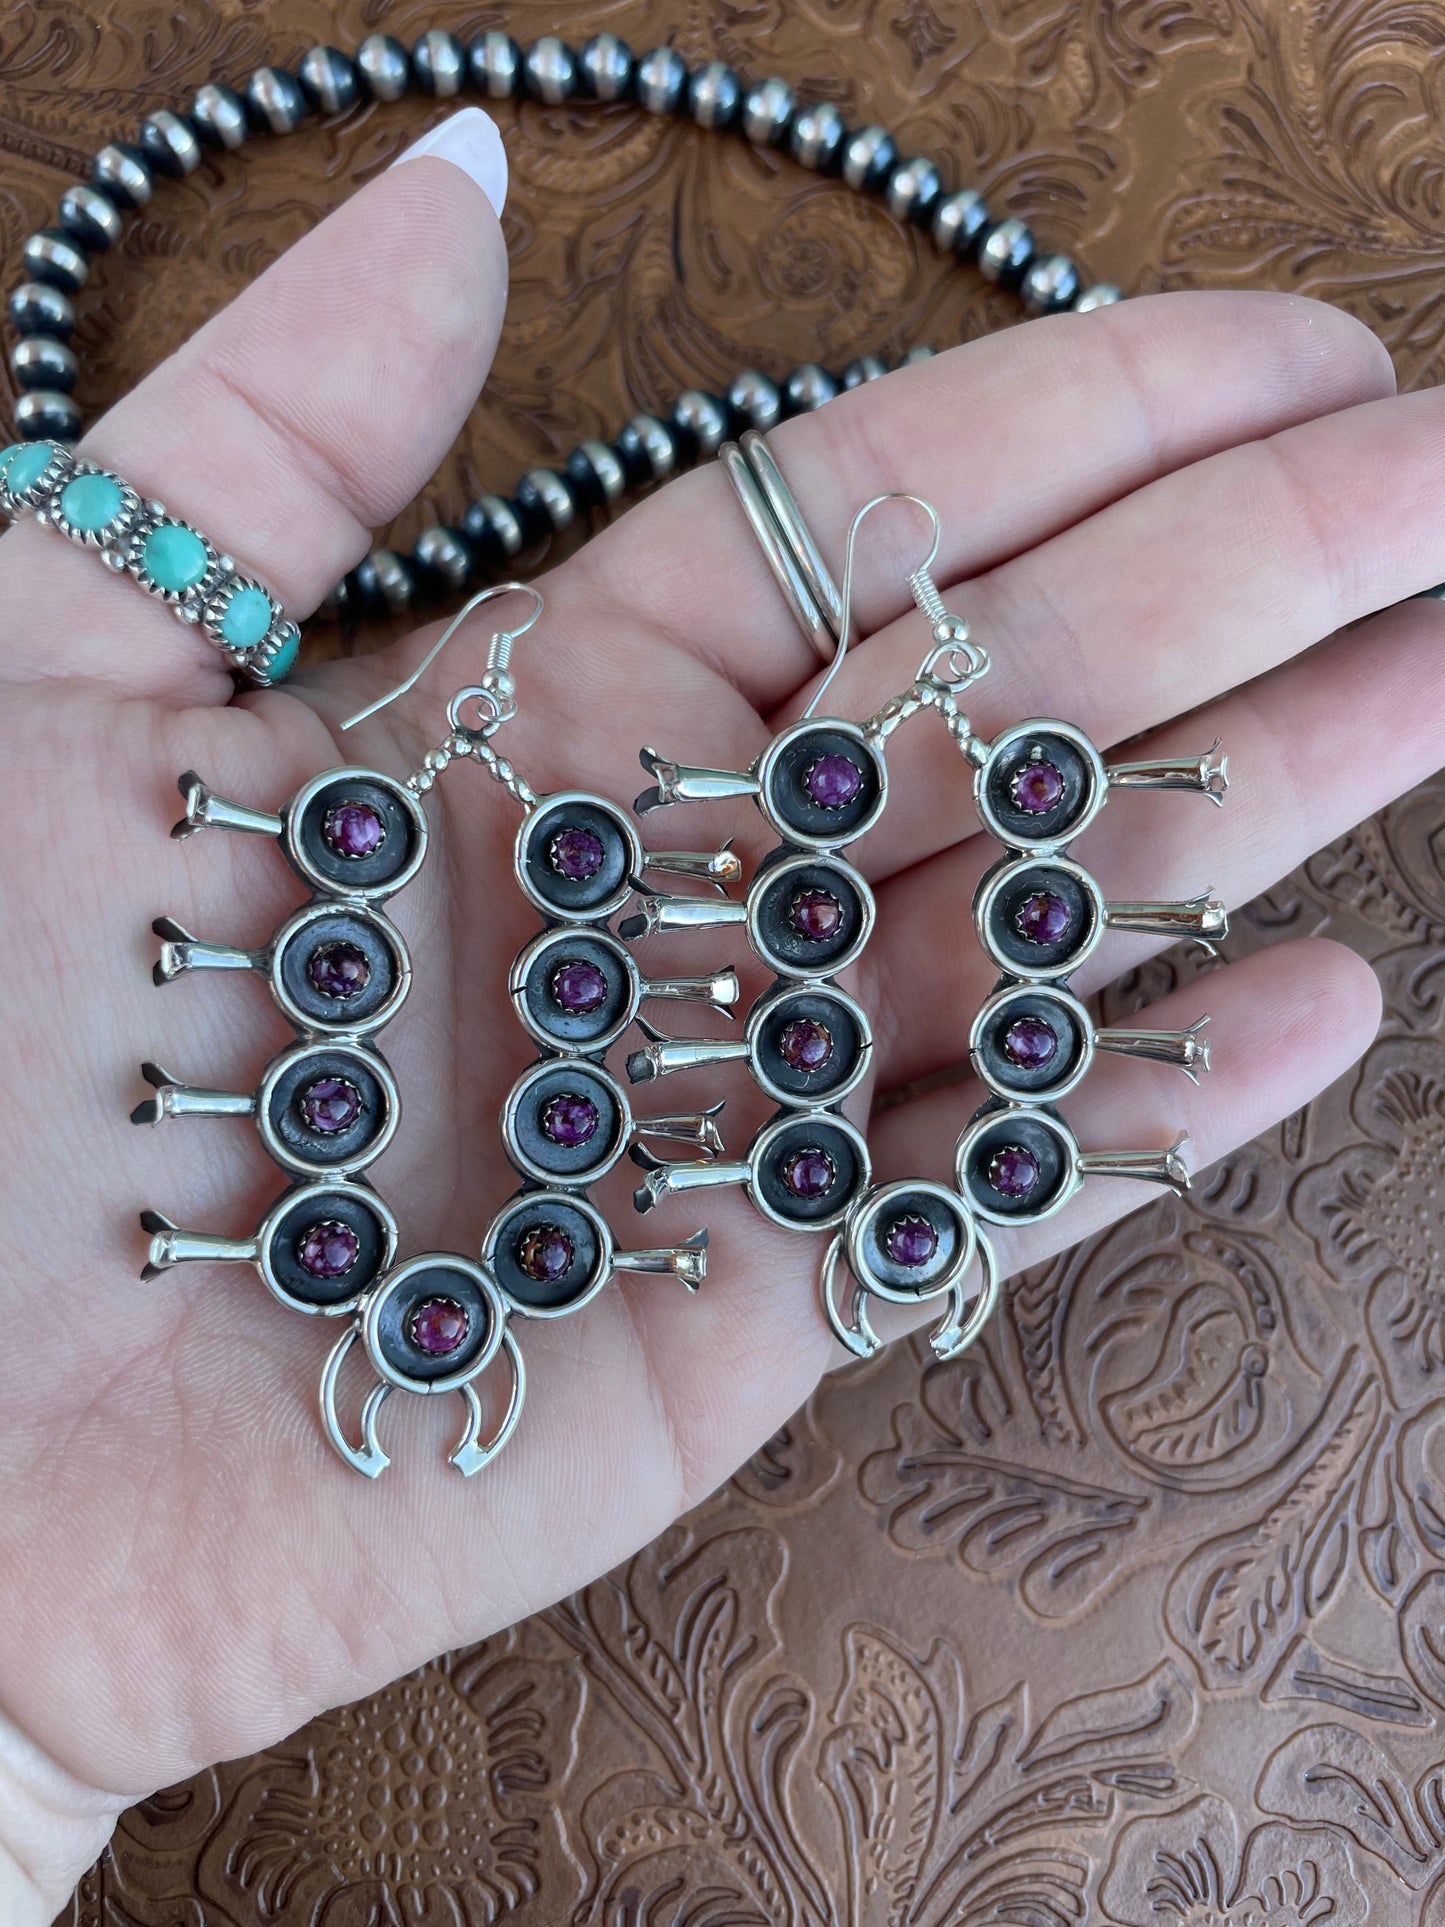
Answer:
xmin=340 ymin=582 xmax=545 ymax=734
xmin=805 ymin=492 xmax=985 ymax=717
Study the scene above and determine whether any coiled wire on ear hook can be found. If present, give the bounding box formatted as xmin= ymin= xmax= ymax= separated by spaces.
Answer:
xmin=339 ymin=582 xmax=546 ymax=735
xmin=804 ymin=493 xmax=988 ymax=720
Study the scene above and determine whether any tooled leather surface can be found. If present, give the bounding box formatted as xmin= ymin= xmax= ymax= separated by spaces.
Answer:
xmin=7 ymin=1 xmax=1445 ymax=1920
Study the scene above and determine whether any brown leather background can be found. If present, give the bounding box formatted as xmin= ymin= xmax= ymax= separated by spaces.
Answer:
xmin=7 ymin=1 xmax=1445 ymax=1919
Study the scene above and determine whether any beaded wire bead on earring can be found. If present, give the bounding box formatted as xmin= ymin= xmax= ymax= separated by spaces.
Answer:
xmin=134 ymin=585 xmax=724 ymax=1478
xmin=621 ymin=495 xmax=988 ymax=1243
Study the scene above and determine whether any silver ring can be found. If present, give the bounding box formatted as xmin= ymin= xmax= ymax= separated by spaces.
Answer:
xmin=720 ymin=431 xmax=853 ymax=663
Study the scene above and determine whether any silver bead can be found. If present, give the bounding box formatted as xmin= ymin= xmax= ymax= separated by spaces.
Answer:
xmin=470 ymin=31 xmax=521 ymax=98
xmin=22 ymin=231 xmax=88 ymax=291
xmin=841 ymin=125 xmax=897 ymax=192
xmin=579 ymin=33 xmax=633 ymax=99
xmin=842 ymin=355 xmax=888 ymax=388
xmin=673 ymin=390 xmax=729 ymax=456
xmin=978 ymin=218 xmax=1035 ymax=285
xmin=785 ymin=363 xmax=837 ymax=412
xmin=896 ymin=345 xmax=936 ymax=366
xmin=627 ymin=415 xmax=677 ymax=479
xmin=92 ymin=144 xmax=152 ymax=208
xmin=886 ymin=156 xmax=942 ymax=224
xmin=14 ymin=389 xmax=80 ymax=441
xmin=247 ymin=67 xmax=306 ymax=134
xmin=58 ymin=184 xmax=122 ymax=249
xmin=636 ymin=47 xmax=688 ymax=115
xmin=367 ymin=548 xmax=414 ymax=613
xmin=579 ymin=439 xmax=626 ymax=502
xmin=790 ymin=103 xmax=846 ymax=172
xmin=191 ymin=83 xmax=249 ymax=148
xmin=688 ymin=61 xmax=740 ymax=130
xmin=523 ymin=468 xmax=576 ymax=531
xmin=10 ymin=335 xmax=77 ymax=392
xmin=932 ymin=187 xmax=988 ymax=257
xmin=1021 ymin=252 xmax=1081 ymax=314
xmin=412 ymin=524 xmax=471 ymax=588
xmin=727 ymin=369 xmax=782 ymax=430
xmin=1075 ymin=282 xmax=1124 ymax=311
xmin=298 ymin=46 xmax=358 ymax=117
xmin=477 ymin=493 xmax=524 ymax=558
xmin=9 ymin=281 xmax=75 ymax=336
xmin=356 ymin=35 xmax=410 ymax=103
xmin=414 ymin=30 xmax=465 ymax=97
xmin=742 ymin=77 xmax=793 ymax=147
xmin=139 ymin=110 xmax=201 ymax=177
xmin=524 ymin=37 xmax=577 ymax=105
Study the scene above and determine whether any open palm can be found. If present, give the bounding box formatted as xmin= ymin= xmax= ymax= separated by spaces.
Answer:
xmin=4 ymin=149 xmax=1442 ymax=1919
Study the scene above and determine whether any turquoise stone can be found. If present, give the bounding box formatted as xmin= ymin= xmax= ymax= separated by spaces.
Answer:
xmin=59 ymin=471 xmax=124 ymax=533
xmin=219 ymin=584 xmax=273 ymax=650
xmin=263 ymin=629 xmax=301 ymax=681
xmin=2 ymin=441 xmax=56 ymax=496
xmin=142 ymin=521 xmax=208 ymax=592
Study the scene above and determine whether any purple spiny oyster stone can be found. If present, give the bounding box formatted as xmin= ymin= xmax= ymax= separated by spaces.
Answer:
xmin=781 ymin=1146 xmax=836 ymax=1199
xmin=549 ymin=824 xmax=606 ymax=881
xmin=518 ymin=1224 xmax=575 ymax=1282
xmin=1014 ymin=891 xmax=1072 ymax=947
xmin=298 ymin=1075 xmax=365 ymax=1134
xmin=307 ymin=940 xmax=371 ymax=1000
xmin=1010 ymin=757 xmax=1065 ymax=816
xmin=884 ymin=1214 xmax=939 ymax=1268
xmin=550 ymin=958 xmax=609 ymax=1014
xmin=802 ymin=753 xmax=863 ymax=811
xmin=297 ymin=1219 xmax=359 ymax=1277
xmin=322 ymin=800 xmax=386 ymax=859
xmin=409 ymin=1296 xmax=470 ymax=1356
xmin=779 ymin=1017 xmax=834 ymax=1073
xmin=789 ymin=887 xmax=844 ymax=943
xmin=541 ymin=1091 xmax=600 ymax=1147
xmin=988 ymin=1143 xmax=1041 ymax=1199
xmin=1002 ymin=1015 xmax=1059 ymax=1070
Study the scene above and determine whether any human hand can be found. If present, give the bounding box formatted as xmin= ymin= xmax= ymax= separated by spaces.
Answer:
xmin=2 ymin=131 xmax=1434 ymax=1920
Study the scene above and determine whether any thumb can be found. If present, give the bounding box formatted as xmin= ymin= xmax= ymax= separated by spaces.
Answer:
xmin=0 ymin=106 xmax=508 ymax=700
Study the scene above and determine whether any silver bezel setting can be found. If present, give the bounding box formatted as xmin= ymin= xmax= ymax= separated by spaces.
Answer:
xmin=754 ymin=716 xmax=889 ymax=850
xmin=513 ymin=788 xmax=645 ymax=922
xmin=267 ymin=899 xmax=413 ymax=1037
xmin=201 ymin=571 xmax=287 ymax=671
xmin=843 ymin=1178 xmax=978 ymax=1304
xmin=38 ymin=461 xmax=143 ymax=550
xmin=745 ymin=980 xmax=874 ymax=1107
xmin=508 ymin=926 xmax=642 ymax=1053
xmin=974 ymin=717 xmax=1108 ymax=854
xmin=0 ymin=439 xmax=74 ymax=514
xmin=256 ymin=1039 xmax=401 ymax=1178
xmin=361 ymin=1253 xmax=507 ymax=1393
xmin=500 ymin=1058 xmax=632 ymax=1186
xmin=121 ymin=503 xmax=224 ymax=609
xmin=257 ymin=1179 xmax=398 ymax=1315
xmin=968 ymin=981 xmax=1097 ymax=1103
xmin=954 ymin=1105 xmax=1082 ymax=1227
xmin=974 ymin=852 xmax=1105 ymax=981
xmin=747 ymin=1110 xmax=872 ymax=1232
xmin=482 ymin=1190 xmax=616 ymax=1321
xmin=282 ymin=766 xmax=430 ymax=902
xmin=746 ymin=850 xmax=877 ymax=980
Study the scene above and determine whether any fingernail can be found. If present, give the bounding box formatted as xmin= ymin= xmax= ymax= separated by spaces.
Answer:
xmin=391 ymin=107 xmax=508 ymax=220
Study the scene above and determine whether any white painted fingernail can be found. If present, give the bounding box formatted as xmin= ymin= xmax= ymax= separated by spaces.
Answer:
xmin=391 ymin=107 xmax=508 ymax=220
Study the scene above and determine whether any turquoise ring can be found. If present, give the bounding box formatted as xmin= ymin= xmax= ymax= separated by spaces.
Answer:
xmin=0 ymin=439 xmax=300 ymax=684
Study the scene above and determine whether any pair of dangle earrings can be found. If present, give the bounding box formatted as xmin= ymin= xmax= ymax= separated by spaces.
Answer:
xmin=135 ymin=587 xmax=736 ymax=1478
xmin=620 ymin=492 xmax=1230 ymax=1362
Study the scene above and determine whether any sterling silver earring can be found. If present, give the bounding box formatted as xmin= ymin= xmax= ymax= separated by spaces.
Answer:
xmin=624 ymin=494 xmax=988 ymax=1236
